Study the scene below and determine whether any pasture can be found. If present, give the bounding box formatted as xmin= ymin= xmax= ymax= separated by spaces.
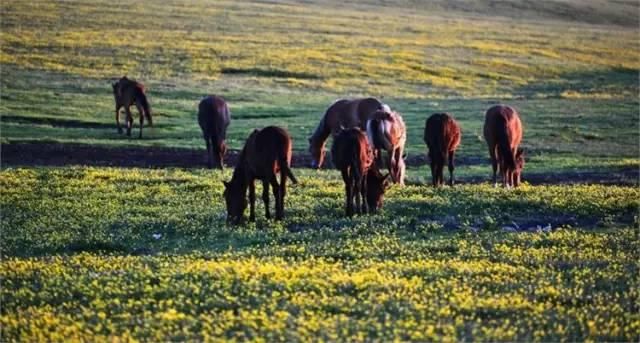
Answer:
xmin=1 ymin=0 xmax=639 ymax=341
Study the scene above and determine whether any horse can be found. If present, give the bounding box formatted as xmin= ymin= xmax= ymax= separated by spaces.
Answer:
xmin=365 ymin=167 xmax=391 ymax=214
xmin=223 ymin=126 xmax=298 ymax=224
xmin=331 ymin=127 xmax=389 ymax=216
xmin=112 ymin=76 xmax=152 ymax=138
xmin=197 ymin=95 xmax=230 ymax=170
xmin=483 ymin=105 xmax=525 ymax=188
xmin=366 ymin=110 xmax=407 ymax=185
xmin=308 ymin=98 xmax=388 ymax=169
xmin=424 ymin=113 xmax=461 ymax=186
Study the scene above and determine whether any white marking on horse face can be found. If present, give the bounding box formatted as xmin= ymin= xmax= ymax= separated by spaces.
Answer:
xmin=381 ymin=103 xmax=391 ymax=113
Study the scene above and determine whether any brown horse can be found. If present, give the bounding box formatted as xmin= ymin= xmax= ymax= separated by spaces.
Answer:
xmin=424 ymin=113 xmax=461 ymax=186
xmin=112 ymin=76 xmax=152 ymax=138
xmin=223 ymin=126 xmax=298 ymax=224
xmin=331 ymin=127 xmax=389 ymax=216
xmin=483 ymin=105 xmax=525 ymax=188
xmin=308 ymin=98 xmax=388 ymax=169
xmin=198 ymin=95 xmax=230 ymax=169
xmin=365 ymin=167 xmax=391 ymax=214
xmin=366 ymin=110 xmax=407 ymax=185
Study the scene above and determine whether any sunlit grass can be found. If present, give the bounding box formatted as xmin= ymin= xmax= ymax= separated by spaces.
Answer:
xmin=0 ymin=167 xmax=638 ymax=341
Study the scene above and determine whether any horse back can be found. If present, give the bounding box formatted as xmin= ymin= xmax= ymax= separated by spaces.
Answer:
xmin=198 ymin=95 xmax=230 ymax=140
xmin=484 ymin=105 xmax=522 ymax=148
xmin=242 ymin=126 xmax=292 ymax=178
xmin=426 ymin=113 xmax=461 ymax=152
xmin=331 ymin=128 xmax=372 ymax=174
xmin=324 ymin=98 xmax=384 ymax=135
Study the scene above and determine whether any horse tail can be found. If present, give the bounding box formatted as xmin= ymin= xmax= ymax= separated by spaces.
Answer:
xmin=135 ymin=87 xmax=152 ymax=125
xmin=366 ymin=119 xmax=392 ymax=151
xmin=495 ymin=116 xmax=515 ymax=170
xmin=278 ymin=146 xmax=298 ymax=184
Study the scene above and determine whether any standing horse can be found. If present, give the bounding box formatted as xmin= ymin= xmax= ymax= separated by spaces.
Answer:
xmin=198 ymin=95 xmax=230 ymax=169
xmin=424 ymin=113 xmax=461 ymax=186
xmin=223 ymin=126 xmax=298 ymax=224
xmin=483 ymin=105 xmax=525 ymax=188
xmin=308 ymin=98 xmax=388 ymax=169
xmin=366 ymin=110 xmax=407 ymax=185
xmin=112 ymin=76 xmax=152 ymax=138
xmin=331 ymin=127 xmax=389 ymax=216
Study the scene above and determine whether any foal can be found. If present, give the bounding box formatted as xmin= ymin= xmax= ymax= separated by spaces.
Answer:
xmin=197 ymin=95 xmax=230 ymax=169
xmin=483 ymin=105 xmax=525 ymax=188
xmin=112 ymin=76 xmax=152 ymax=138
xmin=331 ymin=127 xmax=389 ymax=216
xmin=223 ymin=126 xmax=297 ymax=224
xmin=424 ymin=113 xmax=461 ymax=186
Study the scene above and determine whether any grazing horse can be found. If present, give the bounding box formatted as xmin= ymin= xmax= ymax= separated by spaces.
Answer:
xmin=223 ymin=126 xmax=298 ymax=224
xmin=198 ymin=95 xmax=230 ymax=169
xmin=308 ymin=98 xmax=388 ymax=169
xmin=112 ymin=76 xmax=152 ymax=138
xmin=424 ymin=113 xmax=461 ymax=186
xmin=331 ymin=127 xmax=389 ymax=216
xmin=366 ymin=110 xmax=407 ymax=185
xmin=483 ymin=105 xmax=525 ymax=188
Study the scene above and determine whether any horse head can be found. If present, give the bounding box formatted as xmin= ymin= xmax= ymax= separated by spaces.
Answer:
xmin=366 ymin=168 xmax=391 ymax=213
xmin=223 ymin=180 xmax=247 ymax=224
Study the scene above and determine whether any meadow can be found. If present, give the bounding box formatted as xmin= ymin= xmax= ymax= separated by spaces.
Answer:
xmin=1 ymin=0 xmax=639 ymax=340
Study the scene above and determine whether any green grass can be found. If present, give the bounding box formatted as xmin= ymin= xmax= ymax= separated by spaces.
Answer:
xmin=1 ymin=167 xmax=638 ymax=341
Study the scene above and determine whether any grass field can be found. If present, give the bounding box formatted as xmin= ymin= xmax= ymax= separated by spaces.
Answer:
xmin=1 ymin=0 xmax=639 ymax=341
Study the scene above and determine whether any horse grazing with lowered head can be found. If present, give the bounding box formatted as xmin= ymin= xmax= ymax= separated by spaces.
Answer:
xmin=366 ymin=110 xmax=407 ymax=185
xmin=483 ymin=105 xmax=525 ymax=188
xmin=424 ymin=113 xmax=461 ymax=186
xmin=308 ymin=97 xmax=389 ymax=169
xmin=223 ymin=126 xmax=298 ymax=224
xmin=331 ymin=127 xmax=389 ymax=216
xmin=112 ymin=76 xmax=152 ymax=138
xmin=198 ymin=95 xmax=230 ymax=169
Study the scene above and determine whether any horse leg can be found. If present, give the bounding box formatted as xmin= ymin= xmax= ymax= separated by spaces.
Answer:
xmin=279 ymin=168 xmax=287 ymax=219
xmin=203 ymin=135 xmax=213 ymax=169
xmin=262 ymin=179 xmax=271 ymax=219
xmin=341 ymin=169 xmax=352 ymax=217
xmin=354 ymin=175 xmax=362 ymax=215
xmin=136 ymin=103 xmax=144 ymax=138
xmin=394 ymin=148 xmax=405 ymax=185
xmin=430 ymin=160 xmax=437 ymax=187
xmin=248 ymin=180 xmax=256 ymax=222
xmin=360 ymin=177 xmax=368 ymax=214
xmin=115 ymin=105 xmax=123 ymax=134
xmin=448 ymin=150 xmax=456 ymax=186
xmin=125 ymin=106 xmax=133 ymax=137
xmin=489 ymin=146 xmax=498 ymax=187
xmin=270 ymin=177 xmax=282 ymax=220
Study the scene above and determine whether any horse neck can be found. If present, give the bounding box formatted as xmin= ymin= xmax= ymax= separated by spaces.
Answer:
xmin=310 ymin=116 xmax=330 ymax=150
xmin=229 ymin=164 xmax=249 ymax=191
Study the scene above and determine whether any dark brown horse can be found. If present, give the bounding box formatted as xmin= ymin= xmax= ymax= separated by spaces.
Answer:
xmin=331 ymin=127 xmax=389 ymax=216
xmin=366 ymin=110 xmax=406 ymax=185
xmin=365 ymin=167 xmax=391 ymax=214
xmin=223 ymin=126 xmax=298 ymax=224
xmin=112 ymin=76 xmax=152 ymax=138
xmin=308 ymin=98 xmax=388 ymax=169
xmin=483 ymin=105 xmax=524 ymax=188
xmin=198 ymin=95 xmax=230 ymax=169
xmin=424 ymin=113 xmax=461 ymax=186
